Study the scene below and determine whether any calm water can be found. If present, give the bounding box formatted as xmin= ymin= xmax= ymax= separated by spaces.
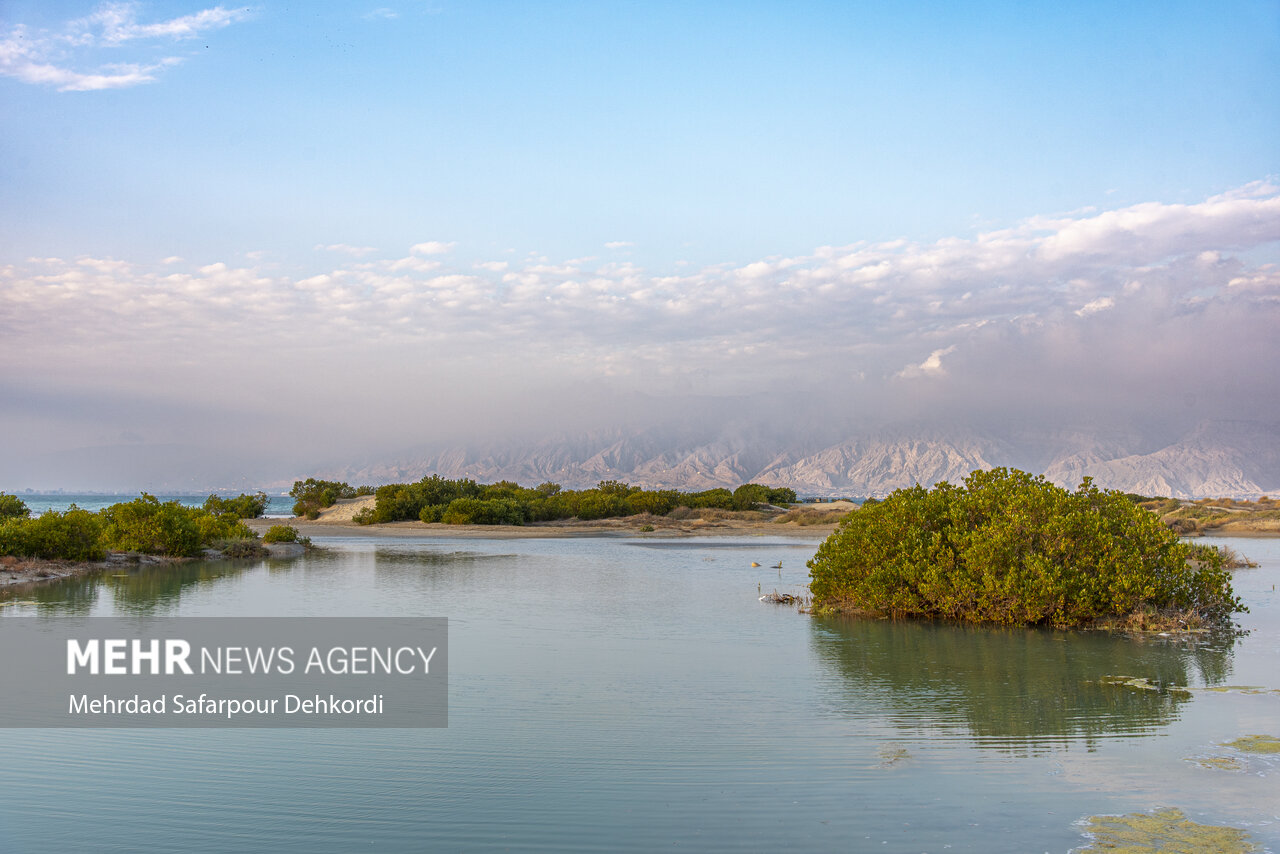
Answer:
xmin=1 ymin=534 xmax=1277 ymax=853
xmin=14 ymin=493 xmax=297 ymax=518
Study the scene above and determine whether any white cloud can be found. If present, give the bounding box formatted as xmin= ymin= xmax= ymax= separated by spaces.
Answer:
xmin=383 ymin=256 xmax=442 ymax=273
xmin=0 ymin=3 xmax=251 ymax=92
xmin=410 ymin=241 xmax=456 ymax=256
xmin=317 ymin=243 xmax=379 ymax=257
xmin=604 ymin=241 xmax=634 ymax=249
xmin=363 ymin=8 xmax=399 ymax=20
xmin=84 ymin=3 xmax=252 ymax=44
xmin=2 ymin=181 xmax=1278 ymax=439
xmin=896 ymin=346 xmax=956 ymax=379
xmin=1074 ymin=296 xmax=1115 ymax=317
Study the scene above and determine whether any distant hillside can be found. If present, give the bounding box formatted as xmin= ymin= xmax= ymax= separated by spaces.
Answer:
xmin=324 ymin=420 xmax=1280 ymax=500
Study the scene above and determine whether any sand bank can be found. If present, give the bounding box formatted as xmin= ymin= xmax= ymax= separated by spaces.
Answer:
xmin=248 ymin=494 xmax=845 ymax=540
xmin=246 ymin=515 xmax=839 ymax=541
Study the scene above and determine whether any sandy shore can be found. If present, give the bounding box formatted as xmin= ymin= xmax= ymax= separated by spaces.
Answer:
xmin=245 ymin=516 xmax=841 ymax=541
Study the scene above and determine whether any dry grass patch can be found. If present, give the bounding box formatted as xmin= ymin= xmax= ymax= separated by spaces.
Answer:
xmin=774 ymin=506 xmax=853 ymax=526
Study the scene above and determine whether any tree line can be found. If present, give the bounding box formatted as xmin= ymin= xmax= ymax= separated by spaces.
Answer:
xmin=0 ymin=493 xmax=277 ymax=560
xmin=342 ymin=476 xmax=797 ymax=526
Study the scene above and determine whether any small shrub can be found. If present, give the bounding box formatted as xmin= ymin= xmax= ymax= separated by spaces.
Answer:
xmin=216 ymin=539 xmax=267 ymax=559
xmin=262 ymin=525 xmax=300 ymax=544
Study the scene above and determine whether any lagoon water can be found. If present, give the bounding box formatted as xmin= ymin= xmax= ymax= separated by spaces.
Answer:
xmin=2 ymin=534 xmax=1278 ymax=853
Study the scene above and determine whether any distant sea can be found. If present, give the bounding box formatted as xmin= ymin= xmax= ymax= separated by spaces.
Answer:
xmin=12 ymin=493 xmax=295 ymax=518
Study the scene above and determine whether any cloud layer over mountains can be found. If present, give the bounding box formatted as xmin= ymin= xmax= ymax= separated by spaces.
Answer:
xmin=2 ymin=183 xmax=1278 ymax=491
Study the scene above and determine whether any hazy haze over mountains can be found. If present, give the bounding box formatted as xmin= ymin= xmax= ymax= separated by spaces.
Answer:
xmin=323 ymin=417 xmax=1280 ymax=501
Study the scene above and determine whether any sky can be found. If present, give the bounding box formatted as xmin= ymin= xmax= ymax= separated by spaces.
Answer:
xmin=1 ymin=1 xmax=1278 ymax=490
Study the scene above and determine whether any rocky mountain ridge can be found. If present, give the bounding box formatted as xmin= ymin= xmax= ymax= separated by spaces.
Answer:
xmin=325 ymin=420 xmax=1280 ymax=500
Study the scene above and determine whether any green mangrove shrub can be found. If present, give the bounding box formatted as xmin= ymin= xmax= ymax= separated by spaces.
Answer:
xmin=0 ymin=495 xmax=260 ymax=561
xmin=808 ymin=468 xmax=1243 ymax=627
xmin=203 ymin=491 xmax=269 ymax=519
xmin=356 ymin=476 xmax=797 ymax=526
xmin=262 ymin=524 xmax=303 ymax=544
xmin=289 ymin=479 xmax=369 ymax=518
xmin=0 ymin=507 xmax=106 ymax=561
xmin=100 ymin=494 xmax=204 ymax=557
xmin=0 ymin=493 xmax=31 ymax=520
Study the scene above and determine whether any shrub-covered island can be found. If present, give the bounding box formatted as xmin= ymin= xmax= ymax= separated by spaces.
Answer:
xmin=350 ymin=477 xmax=797 ymax=526
xmin=808 ymin=468 xmax=1243 ymax=629
xmin=0 ymin=493 xmax=284 ymax=563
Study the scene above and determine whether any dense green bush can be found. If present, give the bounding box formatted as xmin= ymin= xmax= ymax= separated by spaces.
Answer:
xmin=0 ymin=495 xmax=263 ymax=562
xmin=195 ymin=512 xmax=257 ymax=545
xmin=100 ymin=495 xmax=204 ymax=557
xmin=363 ymin=475 xmax=484 ymax=524
xmin=354 ymin=476 xmax=798 ymax=526
xmin=203 ymin=491 xmax=269 ymax=519
xmin=0 ymin=507 xmax=106 ymax=561
xmin=439 ymin=497 xmax=529 ymax=525
xmin=262 ymin=524 xmax=303 ymax=544
xmin=731 ymin=483 xmax=796 ymax=510
xmin=808 ymin=468 xmax=1243 ymax=628
xmin=0 ymin=493 xmax=30 ymax=520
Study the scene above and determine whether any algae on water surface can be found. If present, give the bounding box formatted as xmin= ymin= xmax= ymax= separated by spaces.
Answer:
xmin=1184 ymin=755 xmax=1247 ymax=772
xmin=1074 ymin=807 xmax=1257 ymax=853
xmin=1223 ymin=734 xmax=1280 ymax=754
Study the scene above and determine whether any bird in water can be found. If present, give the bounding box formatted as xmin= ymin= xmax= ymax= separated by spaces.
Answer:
xmin=772 ymin=561 xmax=783 ymax=569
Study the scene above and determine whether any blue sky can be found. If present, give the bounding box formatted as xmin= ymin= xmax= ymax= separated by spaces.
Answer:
xmin=1 ymin=1 xmax=1278 ymax=488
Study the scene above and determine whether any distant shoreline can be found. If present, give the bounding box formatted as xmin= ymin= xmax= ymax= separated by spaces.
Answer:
xmin=242 ymin=515 xmax=841 ymax=541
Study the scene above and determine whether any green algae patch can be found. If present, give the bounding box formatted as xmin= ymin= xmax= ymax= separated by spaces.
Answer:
xmin=1074 ymin=807 xmax=1257 ymax=853
xmin=874 ymin=745 xmax=910 ymax=768
xmin=1097 ymin=675 xmax=1193 ymax=697
xmin=1204 ymin=685 xmax=1280 ymax=695
xmin=1223 ymin=734 xmax=1280 ymax=754
xmin=1185 ymin=755 xmax=1246 ymax=772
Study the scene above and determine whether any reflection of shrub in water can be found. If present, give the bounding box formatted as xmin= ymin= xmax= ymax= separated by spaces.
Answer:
xmin=810 ymin=615 xmax=1234 ymax=753
xmin=104 ymin=560 xmax=257 ymax=613
xmin=2 ymin=571 xmax=102 ymax=614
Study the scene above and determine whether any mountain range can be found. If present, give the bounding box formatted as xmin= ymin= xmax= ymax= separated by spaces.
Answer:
xmin=324 ymin=419 xmax=1280 ymax=500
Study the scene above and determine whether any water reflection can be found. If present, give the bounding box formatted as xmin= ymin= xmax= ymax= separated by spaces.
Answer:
xmin=1 ymin=570 xmax=103 ymax=614
xmin=371 ymin=547 xmax=517 ymax=566
xmin=1 ymin=558 xmax=262 ymax=615
xmin=811 ymin=615 xmax=1236 ymax=753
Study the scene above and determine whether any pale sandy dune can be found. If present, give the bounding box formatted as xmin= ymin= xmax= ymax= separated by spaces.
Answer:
xmin=314 ymin=495 xmax=377 ymax=522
